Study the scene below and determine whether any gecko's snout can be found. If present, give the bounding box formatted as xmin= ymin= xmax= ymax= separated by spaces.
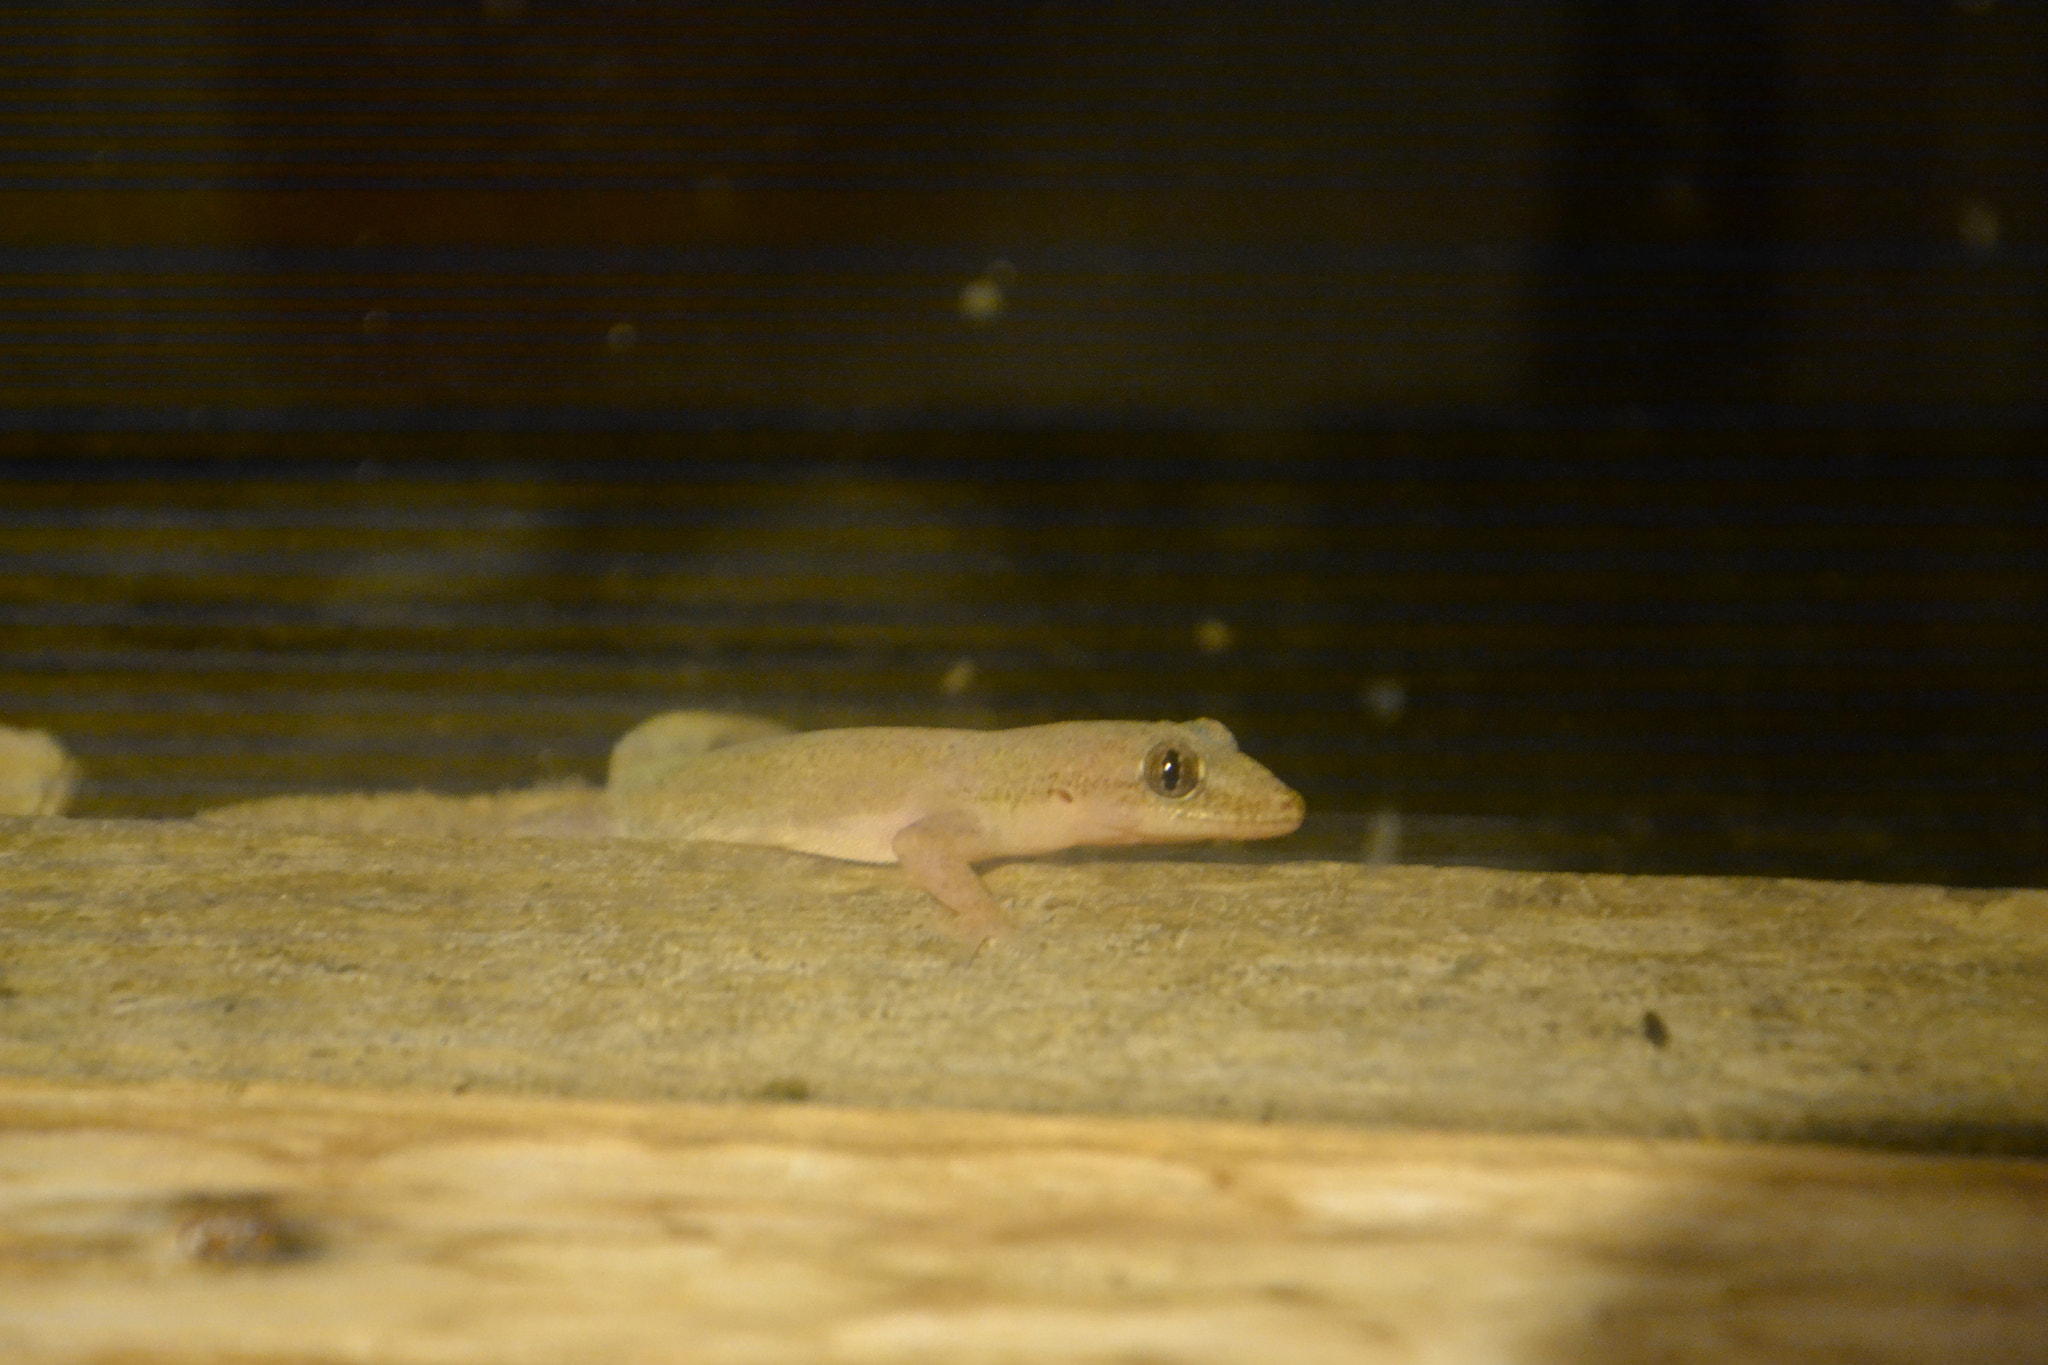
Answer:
xmin=1272 ymin=787 xmax=1309 ymax=833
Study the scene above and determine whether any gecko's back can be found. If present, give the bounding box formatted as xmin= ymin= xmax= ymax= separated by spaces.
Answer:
xmin=608 ymin=719 xmax=1304 ymax=866
xmin=611 ymin=726 xmax=973 ymax=862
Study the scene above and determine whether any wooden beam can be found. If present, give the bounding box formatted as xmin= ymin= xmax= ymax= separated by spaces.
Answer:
xmin=2 ymin=813 xmax=2044 ymax=1149
xmin=1 ymin=1078 xmax=2043 ymax=1364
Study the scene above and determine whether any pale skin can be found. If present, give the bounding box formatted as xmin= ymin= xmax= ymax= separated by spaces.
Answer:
xmin=606 ymin=717 xmax=1306 ymax=950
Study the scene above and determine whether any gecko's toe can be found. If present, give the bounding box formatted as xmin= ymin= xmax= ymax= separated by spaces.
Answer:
xmin=940 ymin=919 xmax=1017 ymax=965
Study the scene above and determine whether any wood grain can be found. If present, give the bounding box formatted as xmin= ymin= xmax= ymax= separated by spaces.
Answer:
xmin=2 ymin=812 xmax=2045 ymax=1149
xmin=1 ymin=1078 xmax=2043 ymax=1364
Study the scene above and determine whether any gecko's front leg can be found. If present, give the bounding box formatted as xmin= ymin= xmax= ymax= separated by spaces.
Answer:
xmin=891 ymin=811 xmax=1012 ymax=952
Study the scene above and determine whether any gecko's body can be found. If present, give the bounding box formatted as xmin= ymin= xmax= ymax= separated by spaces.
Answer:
xmin=608 ymin=717 xmax=1304 ymax=947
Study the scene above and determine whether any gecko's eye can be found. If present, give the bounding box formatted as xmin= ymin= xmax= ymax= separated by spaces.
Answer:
xmin=1143 ymin=741 xmax=1202 ymax=799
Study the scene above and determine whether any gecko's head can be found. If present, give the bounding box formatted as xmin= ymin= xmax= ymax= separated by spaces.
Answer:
xmin=1099 ymin=718 xmax=1305 ymax=845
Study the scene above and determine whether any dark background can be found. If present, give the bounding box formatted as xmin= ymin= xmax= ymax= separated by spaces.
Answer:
xmin=2 ymin=0 xmax=2043 ymax=883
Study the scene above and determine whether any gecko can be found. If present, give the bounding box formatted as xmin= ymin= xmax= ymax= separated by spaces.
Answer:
xmin=606 ymin=716 xmax=1306 ymax=950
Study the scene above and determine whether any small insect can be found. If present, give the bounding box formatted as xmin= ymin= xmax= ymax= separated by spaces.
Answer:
xmin=1641 ymin=1010 xmax=1670 ymax=1049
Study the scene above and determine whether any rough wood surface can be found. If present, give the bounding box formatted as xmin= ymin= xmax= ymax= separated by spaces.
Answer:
xmin=1 ymin=1078 xmax=2043 ymax=1365
xmin=2 ymin=813 xmax=2043 ymax=1150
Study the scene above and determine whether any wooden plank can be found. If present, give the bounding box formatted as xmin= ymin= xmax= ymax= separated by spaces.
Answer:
xmin=1 ymin=1078 xmax=2043 ymax=1365
xmin=2 ymin=813 xmax=2045 ymax=1148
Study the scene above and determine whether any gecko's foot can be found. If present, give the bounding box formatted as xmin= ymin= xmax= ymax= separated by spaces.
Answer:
xmin=938 ymin=916 xmax=1014 ymax=965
